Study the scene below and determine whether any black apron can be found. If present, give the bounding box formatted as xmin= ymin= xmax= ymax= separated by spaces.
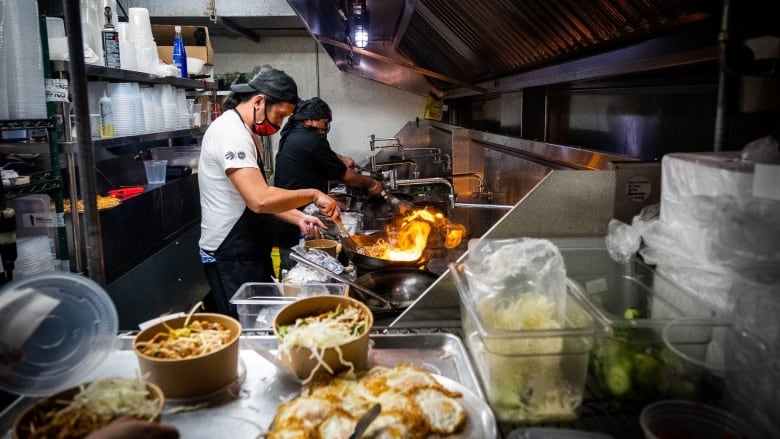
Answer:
xmin=205 ymin=157 xmax=275 ymax=317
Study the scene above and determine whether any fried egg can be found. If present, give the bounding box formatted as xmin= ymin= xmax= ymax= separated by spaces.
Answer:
xmin=413 ymin=388 xmax=467 ymax=434
xmin=266 ymin=364 xmax=468 ymax=438
xmin=317 ymin=412 xmax=355 ymax=439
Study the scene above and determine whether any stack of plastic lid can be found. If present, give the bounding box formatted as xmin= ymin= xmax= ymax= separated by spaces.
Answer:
xmin=1 ymin=0 xmax=47 ymax=119
xmin=14 ymin=236 xmax=56 ymax=279
xmin=107 ymin=82 xmax=145 ymax=137
xmin=0 ymin=272 xmax=119 ymax=396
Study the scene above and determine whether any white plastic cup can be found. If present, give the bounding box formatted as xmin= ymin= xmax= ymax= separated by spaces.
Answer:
xmin=143 ymin=160 xmax=167 ymax=185
xmin=119 ymin=41 xmax=137 ymax=70
xmin=127 ymin=8 xmax=154 ymax=42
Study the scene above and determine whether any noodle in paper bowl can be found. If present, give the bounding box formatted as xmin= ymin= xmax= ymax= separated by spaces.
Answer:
xmin=132 ymin=312 xmax=241 ymax=399
xmin=12 ymin=377 xmax=164 ymax=439
xmin=273 ymin=295 xmax=373 ymax=383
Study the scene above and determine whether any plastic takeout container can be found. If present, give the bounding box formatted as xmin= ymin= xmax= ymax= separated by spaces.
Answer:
xmin=229 ymin=282 xmax=346 ymax=329
xmin=451 ymin=262 xmax=601 ymax=423
xmin=0 ymin=272 xmax=119 ymax=397
xmin=640 ymin=400 xmax=759 ymax=439
xmin=549 ymin=237 xmax=719 ymax=406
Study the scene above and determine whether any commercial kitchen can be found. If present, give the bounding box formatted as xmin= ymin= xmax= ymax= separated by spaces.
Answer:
xmin=0 ymin=0 xmax=778 ymax=438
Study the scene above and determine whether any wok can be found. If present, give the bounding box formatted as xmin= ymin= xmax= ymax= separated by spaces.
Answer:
xmin=351 ymin=268 xmax=438 ymax=315
xmin=340 ymin=233 xmax=424 ymax=270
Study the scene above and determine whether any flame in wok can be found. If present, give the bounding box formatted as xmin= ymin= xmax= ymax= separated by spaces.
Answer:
xmin=369 ymin=208 xmax=466 ymax=261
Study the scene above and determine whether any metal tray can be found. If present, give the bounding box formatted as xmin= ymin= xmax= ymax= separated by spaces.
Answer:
xmin=0 ymin=333 xmax=494 ymax=438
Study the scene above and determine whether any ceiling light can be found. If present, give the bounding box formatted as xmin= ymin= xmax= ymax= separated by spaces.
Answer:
xmin=350 ymin=0 xmax=369 ymax=48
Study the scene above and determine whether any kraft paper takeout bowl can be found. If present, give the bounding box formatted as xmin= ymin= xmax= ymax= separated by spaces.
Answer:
xmin=12 ymin=380 xmax=164 ymax=439
xmin=273 ymin=295 xmax=373 ymax=381
xmin=132 ymin=313 xmax=241 ymax=399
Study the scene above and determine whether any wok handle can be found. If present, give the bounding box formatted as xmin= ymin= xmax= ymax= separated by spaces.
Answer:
xmin=289 ymin=253 xmax=393 ymax=308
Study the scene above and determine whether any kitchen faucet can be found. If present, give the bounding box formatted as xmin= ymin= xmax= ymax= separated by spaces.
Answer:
xmin=395 ymin=177 xmax=455 ymax=209
xmin=451 ymin=173 xmax=492 ymax=201
xmin=402 ymin=147 xmax=452 ymax=172
xmin=369 ymin=134 xmax=405 ymax=171
xmin=374 ymin=159 xmax=420 ymax=179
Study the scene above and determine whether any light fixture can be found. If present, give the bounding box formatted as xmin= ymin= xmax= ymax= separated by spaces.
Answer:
xmin=350 ymin=0 xmax=369 ymax=48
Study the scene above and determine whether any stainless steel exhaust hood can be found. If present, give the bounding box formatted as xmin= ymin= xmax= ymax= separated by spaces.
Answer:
xmin=287 ymin=0 xmax=717 ymax=96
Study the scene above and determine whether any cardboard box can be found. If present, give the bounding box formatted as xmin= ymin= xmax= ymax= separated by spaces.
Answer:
xmin=152 ymin=25 xmax=214 ymax=66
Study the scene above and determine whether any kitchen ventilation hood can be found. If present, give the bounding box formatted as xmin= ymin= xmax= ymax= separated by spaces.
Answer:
xmin=286 ymin=0 xmax=778 ymax=97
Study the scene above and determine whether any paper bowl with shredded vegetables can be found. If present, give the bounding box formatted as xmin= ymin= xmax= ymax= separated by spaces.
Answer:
xmin=132 ymin=313 xmax=241 ymax=399
xmin=12 ymin=377 xmax=164 ymax=439
xmin=273 ymin=295 xmax=373 ymax=383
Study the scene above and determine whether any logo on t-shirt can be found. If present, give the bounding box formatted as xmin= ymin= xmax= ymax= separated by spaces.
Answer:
xmin=238 ymin=151 xmax=246 ymax=160
xmin=225 ymin=151 xmax=235 ymax=160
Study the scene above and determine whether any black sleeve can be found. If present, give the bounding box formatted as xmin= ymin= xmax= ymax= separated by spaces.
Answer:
xmin=311 ymin=137 xmax=348 ymax=180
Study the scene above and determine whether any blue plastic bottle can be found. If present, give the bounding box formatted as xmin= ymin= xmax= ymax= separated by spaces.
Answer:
xmin=172 ymin=25 xmax=188 ymax=78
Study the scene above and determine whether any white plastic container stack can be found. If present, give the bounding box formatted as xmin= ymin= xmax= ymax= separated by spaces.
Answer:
xmin=106 ymin=82 xmax=144 ymax=136
xmin=126 ymin=7 xmax=157 ymax=74
xmin=637 ymin=148 xmax=780 ymax=438
xmin=2 ymin=0 xmax=47 ymax=119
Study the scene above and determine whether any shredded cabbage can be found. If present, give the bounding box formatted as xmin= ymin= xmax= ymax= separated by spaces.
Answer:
xmin=21 ymin=377 xmax=160 ymax=439
xmin=277 ymin=305 xmax=368 ymax=384
xmin=472 ymin=292 xmax=583 ymax=422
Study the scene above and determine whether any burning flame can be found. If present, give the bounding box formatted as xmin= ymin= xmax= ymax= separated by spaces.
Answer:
xmin=377 ymin=207 xmax=467 ymax=261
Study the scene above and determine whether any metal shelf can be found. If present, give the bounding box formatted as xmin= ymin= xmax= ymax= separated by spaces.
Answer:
xmin=52 ymin=61 xmax=215 ymax=89
xmin=91 ymin=128 xmax=205 ymax=148
xmin=3 ymin=173 xmax=61 ymax=200
xmin=0 ymin=120 xmax=53 ymax=130
xmin=0 ymin=142 xmax=51 ymax=154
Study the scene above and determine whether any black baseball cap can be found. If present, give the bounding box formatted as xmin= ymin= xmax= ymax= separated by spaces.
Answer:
xmin=230 ymin=66 xmax=300 ymax=103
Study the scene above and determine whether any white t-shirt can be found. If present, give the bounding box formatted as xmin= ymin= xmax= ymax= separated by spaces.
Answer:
xmin=198 ymin=110 xmax=261 ymax=252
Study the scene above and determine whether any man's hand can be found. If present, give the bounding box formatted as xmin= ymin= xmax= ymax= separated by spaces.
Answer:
xmin=312 ymin=191 xmax=339 ymax=220
xmin=367 ymin=179 xmax=384 ymax=197
xmin=298 ymin=214 xmax=327 ymax=238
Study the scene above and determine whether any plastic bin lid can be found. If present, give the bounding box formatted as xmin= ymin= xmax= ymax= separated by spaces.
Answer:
xmin=0 ymin=272 xmax=119 ymax=396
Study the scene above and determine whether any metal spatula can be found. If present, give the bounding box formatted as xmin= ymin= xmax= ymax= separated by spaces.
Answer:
xmin=334 ymin=211 xmax=362 ymax=251
xmin=349 ymin=403 xmax=381 ymax=439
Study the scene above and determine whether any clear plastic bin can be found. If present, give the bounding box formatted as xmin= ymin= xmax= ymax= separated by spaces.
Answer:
xmin=550 ymin=237 xmax=720 ymax=407
xmin=229 ymin=282 xmax=347 ymax=330
xmin=451 ymin=262 xmax=601 ymax=423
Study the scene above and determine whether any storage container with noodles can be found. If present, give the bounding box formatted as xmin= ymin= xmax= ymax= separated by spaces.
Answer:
xmin=452 ymin=238 xmax=598 ymax=423
xmin=273 ymin=295 xmax=373 ymax=383
xmin=132 ymin=305 xmax=241 ymax=399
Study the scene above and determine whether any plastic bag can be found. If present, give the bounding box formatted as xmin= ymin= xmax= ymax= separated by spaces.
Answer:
xmin=464 ymin=238 xmax=568 ymax=320
xmin=605 ymin=219 xmax=641 ymax=263
xmin=741 ymin=135 xmax=780 ymax=164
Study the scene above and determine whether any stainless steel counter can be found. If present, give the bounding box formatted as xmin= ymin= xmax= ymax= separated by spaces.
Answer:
xmin=0 ymin=333 xmax=495 ymax=438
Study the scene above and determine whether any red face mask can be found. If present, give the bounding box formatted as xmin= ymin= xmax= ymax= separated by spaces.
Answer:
xmin=253 ymin=105 xmax=280 ymax=136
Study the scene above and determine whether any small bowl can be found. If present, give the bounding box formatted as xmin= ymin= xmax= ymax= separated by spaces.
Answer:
xmin=640 ymin=400 xmax=759 ymax=439
xmin=12 ymin=379 xmax=164 ymax=439
xmin=273 ymin=295 xmax=373 ymax=381
xmin=304 ymin=238 xmax=339 ymax=257
xmin=133 ymin=313 xmax=241 ymax=398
